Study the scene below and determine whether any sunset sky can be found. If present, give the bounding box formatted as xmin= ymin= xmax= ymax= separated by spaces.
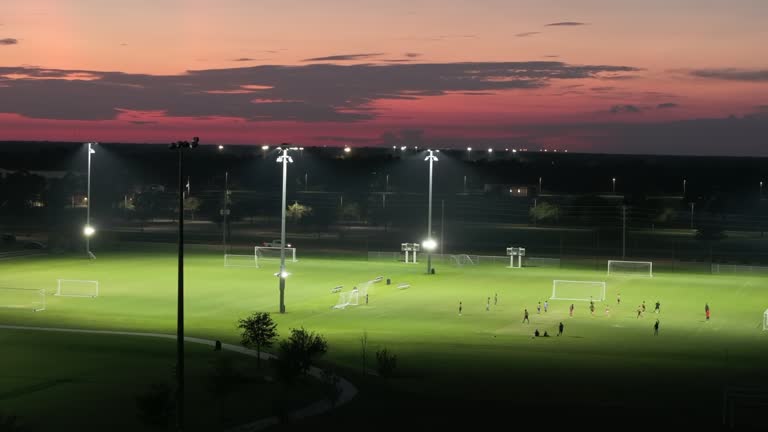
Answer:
xmin=1 ymin=0 xmax=767 ymax=155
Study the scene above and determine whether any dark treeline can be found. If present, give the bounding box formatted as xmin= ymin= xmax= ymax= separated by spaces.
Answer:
xmin=2 ymin=141 xmax=768 ymax=262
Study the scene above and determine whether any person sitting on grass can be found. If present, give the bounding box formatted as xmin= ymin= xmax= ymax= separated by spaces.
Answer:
xmin=534 ymin=329 xmax=540 ymax=337
xmin=543 ymin=331 xmax=550 ymax=337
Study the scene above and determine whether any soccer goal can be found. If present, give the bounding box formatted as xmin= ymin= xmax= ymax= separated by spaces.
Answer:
xmin=56 ymin=279 xmax=99 ymax=298
xmin=224 ymin=254 xmax=259 ymax=268
xmin=0 ymin=287 xmax=46 ymax=311
xmin=763 ymin=309 xmax=768 ymax=331
xmin=607 ymin=260 xmax=653 ymax=277
xmin=333 ymin=289 xmax=359 ymax=309
xmin=551 ymin=280 xmax=606 ymax=302
xmin=450 ymin=254 xmax=476 ymax=267
xmin=255 ymin=246 xmax=297 ymax=263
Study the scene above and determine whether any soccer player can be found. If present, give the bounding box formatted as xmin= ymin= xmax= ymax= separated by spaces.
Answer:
xmin=523 ymin=308 xmax=530 ymax=323
xmin=705 ymin=303 xmax=710 ymax=321
xmin=654 ymin=319 xmax=660 ymax=336
xmin=641 ymin=301 xmax=646 ymax=313
xmin=544 ymin=300 xmax=549 ymax=313
xmin=537 ymin=302 xmax=542 ymax=314
xmin=494 ymin=293 xmax=498 ymax=306
xmin=558 ymin=322 xmax=564 ymax=336
xmin=534 ymin=328 xmax=540 ymax=337
xmin=636 ymin=305 xmax=642 ymax=319
xmin=617 ymin=292 xmax=621 ymax=304
xmin=590 ymin=302 xmax=595 ymax=316
xmin=605 ymin=304 xmax=610 ymax=316
xmin=569 ymin=304 xmax=574 ymax=317
xmin=486 ymin=297 xmax=490 ymax=312
xmin=366 ymin=294 xmax=369 ymax=305
xmin=654 ymin=301 xmax=660 ymax=313
xmin=459 ymin=301 xmax=463 ymax=316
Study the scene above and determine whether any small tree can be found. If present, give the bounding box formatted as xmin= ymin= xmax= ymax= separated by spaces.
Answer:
xmin=375 ymin=347 xmax=397 ymax=378
xmin=286 ymin=201 xmax=313 ymax=223
xmin=237 ymin=312 xmax=279 ymax=369
xmin=529 ymin=202 xmax=560 ymax=224
xmin=276 ymin=327 xmax=328 ymax=383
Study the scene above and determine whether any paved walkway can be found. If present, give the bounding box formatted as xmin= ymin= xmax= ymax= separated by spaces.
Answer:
xmin=0 ymin=324 xmax=358 ymax=431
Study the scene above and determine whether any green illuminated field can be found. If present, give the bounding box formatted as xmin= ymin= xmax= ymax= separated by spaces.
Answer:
xmin=2 ymin=245 xmax=768 ymax=429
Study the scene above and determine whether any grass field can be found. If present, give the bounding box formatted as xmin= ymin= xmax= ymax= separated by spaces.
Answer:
xmin=2 ymin=244 xmax=768 ymax=429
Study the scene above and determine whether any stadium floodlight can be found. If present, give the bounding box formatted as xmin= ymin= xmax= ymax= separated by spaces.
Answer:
xmin=422 ymin=238 xmax=437 ymax=251
xmin=261 ymin=145 xmax=269 ymax=151
xmin=488 ymin=148 xmax=493 ymax=153
xmin=276 ymin=143 xmax=293 ymax=314
xmin=168 ymin=135 xmax=199 ymax=431
xmin=218 ymin=145 xmax=224 ymax=150
xmin=400 ymin=146 xmax=407 ymax=151
xmin=344 ymin=146 xmax=351 ymax=153
xmin=84 ymin=142 xmax=97 ymax=260
xmin=612 ymin=177 xmax=616 ymax=193
xmin=425 ymin=150 xmax=438 ymax=275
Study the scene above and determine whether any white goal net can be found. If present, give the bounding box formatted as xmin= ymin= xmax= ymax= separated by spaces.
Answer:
xmin=333 ymin=289 xmax=359 ymax=309
xmin=0 ymin=287 xmax=46 ymax=311
xmin=224 ymin=254 xmax=259 ymax=268
xmin=56 ymin=279 xmax=99 ymax=298
xmin=450 ymin=254 xmax=476 ymax=267
xmin=551 ymin=280 xmax=606 ymax=302
xmin=255 ymin=247 xmax=297 ymax=263
xmin=607 ymin=260 xmax=653 ymax=277
xmin=764 ymin=309 xmax=768 ymax=331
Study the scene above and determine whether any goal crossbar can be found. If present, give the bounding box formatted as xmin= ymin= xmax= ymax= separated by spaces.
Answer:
xmin=551 ymin=280 xmax=606 ymax=301
xmin=255 ymin=246 xmax=297 ymax=262
xmin=56 ymin=279 xmax=99 ymax=298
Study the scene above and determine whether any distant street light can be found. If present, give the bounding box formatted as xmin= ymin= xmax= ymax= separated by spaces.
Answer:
xmin=425 ymin=150 xmax=439 ymax=275
xmin=344 ymin=146 xmax=351 ymax=153
xmin=85 ymin=142 xmax=96 ymax=260
xmin=168 ymin=136 xmax=199 ymax=431
xmin=612 ymin=177 xmax=616 ymax=194
xmin=276 ymin=144 xmax=294 ymax=314
xmin=218 ymin=145 xmax=224 ymax=151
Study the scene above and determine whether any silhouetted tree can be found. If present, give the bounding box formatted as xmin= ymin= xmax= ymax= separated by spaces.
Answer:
xmin=237 ymin=312 xmax=278 ymax=369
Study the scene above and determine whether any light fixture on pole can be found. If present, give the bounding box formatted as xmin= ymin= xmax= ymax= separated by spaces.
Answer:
xmin=168 ymin=136 xmax=199 ymax=431
xmin=612 ymin=177 xmax=616 ymax=194
xmin=85 ymin=142 xmax=97 ymax=260
xmin=276 ymin=143 xmax=293 ymax=313
xmin=683 ymin=179 xmax=687 ymax=195
xmin=425 ymin=150 xmax=439 ymax=274
xmin=761 ymin=181 xmax=764 ymax=199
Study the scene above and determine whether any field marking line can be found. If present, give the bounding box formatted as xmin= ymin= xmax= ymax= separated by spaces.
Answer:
xmin=0 ymin=324 xmax=357 ymax=431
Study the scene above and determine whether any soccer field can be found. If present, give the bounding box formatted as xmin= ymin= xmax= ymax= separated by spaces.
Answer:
xmin=2 ymin=245 xmax=768 ymax=428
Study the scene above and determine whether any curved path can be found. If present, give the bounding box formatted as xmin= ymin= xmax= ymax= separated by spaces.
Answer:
xmin=0 ymin=324 xmax=358 ymax=431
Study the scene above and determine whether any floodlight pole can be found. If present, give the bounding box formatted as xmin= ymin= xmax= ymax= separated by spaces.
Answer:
xmin=277 ymin=144 xmax=293 ymax=313
xmin=223 ymin=171 xmax=229 ymax=253
xmin=169 ymin=137 xmax=198 ymax=432
xmin=425 ymin=150 xmax=438 ymax=274
xmin=622 ymin=205 xmax=626 ymax=259
xmin=85 ymin=142 xmax=95 ymax=259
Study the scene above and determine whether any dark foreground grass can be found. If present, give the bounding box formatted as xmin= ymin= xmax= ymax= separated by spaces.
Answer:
xmin=1 ymin=246 xmax=768 ymax=429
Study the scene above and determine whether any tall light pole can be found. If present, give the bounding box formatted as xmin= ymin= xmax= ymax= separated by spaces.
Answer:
xmin=612 ymin=177 xmax=616 ymax=194
xmin=222 ymin=171 xmax=229 ymax=253
xmin=169 ymin=136 xmax=198 ymax=431
xmin=277 ymin=144 xmax=293 ymax=313
xmin=539 ymin=177 xmax=542 ymax=194
xmin=84 ymin=142 xmax=96 ymax=259
xmin=683 ymin=179 xmax=687 ymax=195
xmin=760 ymin=181 xmax=763 ymax=199
xmin=690 ymin=202 xmax=695 ymax=229
xmin=424 ymin=150 xmax=438 ymax=274
xmin=621 ymin=205 xmax=627 ymax=259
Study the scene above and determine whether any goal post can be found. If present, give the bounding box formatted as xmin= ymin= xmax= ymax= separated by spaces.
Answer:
xmin=607 ymin=260 xmax=653 ymax=277
xmin=224 ymin=254 xmax=259 ymax=268
xmin=255 ymin=246 xmax=297 ymax=263
xmin=764 ymin=309 xmax=768 ymax=331
xmin=551 ymin=280 xmax=606 ymax=302
xmin=333 ymin=289 xmax=359 ymax=309
xmin=56 ymin=279 xmax=99 ymax=298
xmin=450 ymin=254 xmax=476 ymax=267
xmin=0 ymin=287 xmax=46 ymax=312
